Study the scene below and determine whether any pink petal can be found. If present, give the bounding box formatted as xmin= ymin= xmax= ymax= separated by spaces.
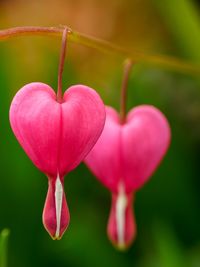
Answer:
xmin=59 ymin=85 xmax=106 ymax=175
xmin=85 ymin=105 xmax=170 ymax=193
xmin=10 ymin=82 xmax=105 ymax=176
xmin=85 ymin=106 xmax=121 ymax=192
xmin=9 ymin=82 xmax=60 ymax=176
xmin=122 ymin=105 xmax=171 ymax=192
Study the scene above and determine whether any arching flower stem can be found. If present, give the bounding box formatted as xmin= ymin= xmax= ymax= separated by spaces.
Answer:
xmin=0 ymin=26 xmax=199 ymax=76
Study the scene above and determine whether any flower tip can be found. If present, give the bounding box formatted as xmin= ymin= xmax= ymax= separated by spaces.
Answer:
xmin=48 ymin=230 xmax=65 ymax=241
xmin=112 ymin=240 xmax=130 ymax=251
xmin=43 ymin=216 xmax=70 ymax=241
xmin=108 ymin=232 xmax=135 ymax=251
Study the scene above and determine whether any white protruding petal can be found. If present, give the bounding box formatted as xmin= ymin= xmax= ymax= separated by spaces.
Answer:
xmin=116 ymin=183 xmax=127 ymax=247
xmin=55 ymin=174 xmax=63 ymax=239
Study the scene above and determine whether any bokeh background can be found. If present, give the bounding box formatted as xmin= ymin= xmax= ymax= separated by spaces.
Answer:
xmin=0 ymin=0 xmax=200 ymax=266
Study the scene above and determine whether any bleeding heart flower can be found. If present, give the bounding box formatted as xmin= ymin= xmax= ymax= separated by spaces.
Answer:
xmin=85 ymin=105 xmax=171 ymax=249
xmin=9 ymin=82 xmax=105 ymax=239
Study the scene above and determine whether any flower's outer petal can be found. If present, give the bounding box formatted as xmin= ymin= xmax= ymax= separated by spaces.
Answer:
xmin=59 ymin=85 xmax=106 ymax=175
xmin=85 ymin=106 xmax=121 ymax=193
xmin=122 ymin=105 xmax=171 ymax=192
xmin=9 ymin=82 xmax=60 ymax=177
xmin=107 ymin=192 xmax=136 ymax=250
xmin=9 ymin=83 xmax=106 ymax=177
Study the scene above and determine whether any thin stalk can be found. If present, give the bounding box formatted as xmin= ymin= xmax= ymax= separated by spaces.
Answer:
xmin=120 ymin=59 xmax=133 ymax=123
xmin=57 ymin=27 xmax=68 ymax=102
xmin=0 ymin=229 xmax=10 ymax=267
xmin=0 ymin=26 xmax=200 ymax=75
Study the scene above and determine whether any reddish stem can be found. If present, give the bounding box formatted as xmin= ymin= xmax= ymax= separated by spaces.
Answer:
xmin=120 ymin=59 xmax=133 ymax=124
xmin=57 ymin=27 xmax=68 ymax=103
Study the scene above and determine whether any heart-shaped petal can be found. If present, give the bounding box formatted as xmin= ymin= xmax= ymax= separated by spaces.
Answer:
xmin=122 ymin=105 xmax=171 ymax=192
xmin=10 ymin=82 xmax=105 ymax=176
xmin=85 ymin=107 xmax=121 ymax=192
xmin=10 ymin=82 xmax=106 ymax=239
xmin=85 ymin=105 xmax=170 ymax=193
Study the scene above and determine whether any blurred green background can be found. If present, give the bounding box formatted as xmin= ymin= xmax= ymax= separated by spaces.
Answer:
xmin=1 ymin=0 xmax=200 ymax=266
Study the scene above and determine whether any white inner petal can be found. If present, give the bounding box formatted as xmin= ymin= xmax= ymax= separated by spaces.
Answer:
xmin=55 ymin=174 xmax=63 ymax=239
xmin=116 ymin=183 xmax=127 ymax=247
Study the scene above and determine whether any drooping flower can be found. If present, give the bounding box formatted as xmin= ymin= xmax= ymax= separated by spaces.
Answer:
xmin=85 ymin=105 xmax=171 ymax=249
xmin=9 ymin=82 xmax=105 ymax=239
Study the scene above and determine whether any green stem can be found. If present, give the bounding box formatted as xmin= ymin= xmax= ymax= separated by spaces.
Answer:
xmin=0 ymin=229 xmax=10 ymax=267
xmin=0 ymin=26 xmax=200 ymax=75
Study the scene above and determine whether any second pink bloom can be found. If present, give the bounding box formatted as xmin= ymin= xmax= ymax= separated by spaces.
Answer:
xmin=85 ymin=105 xmax=171 ymax=249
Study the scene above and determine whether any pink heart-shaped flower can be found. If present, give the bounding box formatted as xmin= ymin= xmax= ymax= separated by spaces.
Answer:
xmin=85 ymin=105 xmax=170 ymax=249
xmin=10 ymin=82 xmax=105 ymax=239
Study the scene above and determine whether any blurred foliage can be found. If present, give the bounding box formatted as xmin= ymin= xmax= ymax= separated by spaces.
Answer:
xmin=0 ymin=0 xmax=200 ymax=267
xmin=154 ymin=0 xmax=200 ymax=62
